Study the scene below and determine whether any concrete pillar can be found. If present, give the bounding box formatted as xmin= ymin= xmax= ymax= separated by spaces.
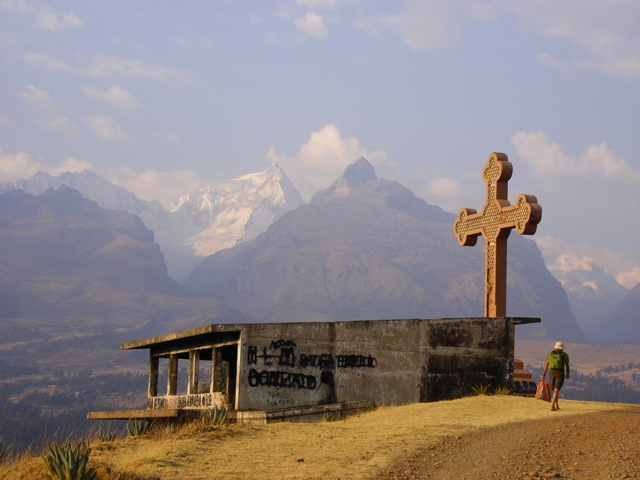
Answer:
xmin=167 ymin=354 xmax=178 ymax=396
xmin=212 ymin=347 xmax=223 ymax=392
xmin=209 ymin=346 xmax=216 ymax=393
xmin=188 ymin=350 xmax=200 ymax=394
xmin=148 ymin=355 xmax=159 ymax=397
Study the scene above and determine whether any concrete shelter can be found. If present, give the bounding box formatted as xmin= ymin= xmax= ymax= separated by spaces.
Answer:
xmin=89 ymin=316 xmax=539 ymax=423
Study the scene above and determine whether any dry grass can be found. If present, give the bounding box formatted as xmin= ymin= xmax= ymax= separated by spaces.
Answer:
xmin=2 ymin=396 xmax=632 ymax=480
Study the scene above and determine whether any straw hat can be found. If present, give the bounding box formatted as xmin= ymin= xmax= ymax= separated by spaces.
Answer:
xmin=554 ymin=341 xmax=564 ymax=350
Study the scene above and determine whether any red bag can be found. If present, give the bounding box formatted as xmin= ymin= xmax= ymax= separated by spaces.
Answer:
xmin=535 ymin=381 xmax=551 ymax=401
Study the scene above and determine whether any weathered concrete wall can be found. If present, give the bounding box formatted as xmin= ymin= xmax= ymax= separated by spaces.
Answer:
xmin=421 ymin=318 xmax=514 ymax=402
xmin=121 ymin=316 xmax=526 ymax=415
xmin=236 ymin=317 xmax=515 ymax=411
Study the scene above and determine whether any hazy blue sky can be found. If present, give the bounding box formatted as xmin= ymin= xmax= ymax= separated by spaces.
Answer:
xmin=1 ymin=1 xmax=639 ymax=287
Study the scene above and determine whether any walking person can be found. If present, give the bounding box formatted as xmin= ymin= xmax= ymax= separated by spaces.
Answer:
xmin=541 ymin=341 xmax=570 ymax=411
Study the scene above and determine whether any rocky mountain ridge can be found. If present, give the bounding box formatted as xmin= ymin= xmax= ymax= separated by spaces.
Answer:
xmin=14 ymin=165 xmax=304 ymax=282
xmin=5 ymin=159 xmax=637 ymax=344
xmin=545 ymin=254 xmax=628 ymax=341
xmin=186 ymin=158 xmax=587 ymax=342
xmin=598 ymin=282 xmax=640 ymax=344
xmin=0 ymin=186 xmax=243 ymax=371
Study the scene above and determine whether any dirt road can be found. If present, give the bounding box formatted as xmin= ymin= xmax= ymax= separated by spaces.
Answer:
xmin=379 ymin=407 xmax=640 ymax=480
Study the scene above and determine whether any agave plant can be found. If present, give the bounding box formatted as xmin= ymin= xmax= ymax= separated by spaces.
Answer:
xmin=493 ymin=385 xmax=512 ymax=396
xmin=127 ymin=419 xmax=150 ymax=437
xmin=471 ymin=384 xmax=490 ymax=396
xmin=203 ymin=406 xmax=228 ymax=427
xmin=42 ymin=440 xmax=97 ymax=480
xmin=96 ymin=430 xmax=117 ymax=442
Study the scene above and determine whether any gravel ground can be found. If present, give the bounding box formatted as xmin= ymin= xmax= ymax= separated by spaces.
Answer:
xmin=378 ymin=407 xmax=640 ymax=480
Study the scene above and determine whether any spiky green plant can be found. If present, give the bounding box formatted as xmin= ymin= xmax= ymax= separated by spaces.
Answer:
xmin=203 ymin=406 xmax=228 ymax=427
xmin=493 ymin=385 xmax=512 ymax=396
xmin=127 ymin=419 xmax=150 ymax=437
xmin=42 ymin=440 xmax=97 ymax=480
xmin=471 ymin=384 xmax=490 ymax=396
xmin=96 ymin=431 xmax=117 ymax=442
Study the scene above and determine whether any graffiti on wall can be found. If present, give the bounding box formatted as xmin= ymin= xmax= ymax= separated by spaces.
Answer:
xmin=247 ymin=340 xmax=377 ymax=396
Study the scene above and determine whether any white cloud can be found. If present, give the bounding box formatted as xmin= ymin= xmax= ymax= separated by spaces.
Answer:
xmin=0 ymin=150 xmax=43 ymax=180
xmin=352 ymin=1 xmax=640 ymax=77
xmin=618 ymin=268 xmax=640 ymax=290
xmin=86 ymin=114 xmax=130 ymax=141
xmin=83 ymin=85 xmax=141 ymax=111
xmin=511 ymin=131 xmax=640 ymax=183
xmin=61 ymin=11 xmax=84 ymax=29
xmin=25 ymin=52 xmax=192 ymax=82
xmin=0 ymin=0 xmax=85 ymax=30
xmin=47 ymin=156 xmax=93 ymax=175
xmin=103 ymin=166 xmax=201 ymax=207
xmin=536 ymin=235 xmax=640 ymax=289
xmin=295 ymin=12 xmax=328 ymax=38
xmin=85 ymin=55 xmax=191 ymax=82
xmin=0 ymin=150 xmax=91 ymax=182
xmin=18 ymin=84 xmax=58 ymax=111
xmin=266 ymin=124 xmax=388 ymax=200
xmin=356 ymin=1 xmax=463 ymax=50
xmin=25 ymin=52 xmax=72 ymax=71
xmin=425 ymin=177 xmax=467 ymax=203
xmin=18 ymin=84 xmax=79 ymax=135
xmin=36 ymin=116 xmax=79 ymax=135
xmin=0 ymin=147 xmax=200 ymax=208
xmin=296 ymin=0 xmax=339 ymax=9
xmin=506 ymin=0 xmax=640 ymax=79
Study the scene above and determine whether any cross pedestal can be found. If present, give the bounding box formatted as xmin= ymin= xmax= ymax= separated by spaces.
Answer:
xmin=453 ymin=152 xmax=542 ymax=317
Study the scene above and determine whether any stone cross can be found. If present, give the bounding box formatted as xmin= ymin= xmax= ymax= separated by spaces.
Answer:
xmin=453 ymin=152 xmax=542 ymax=317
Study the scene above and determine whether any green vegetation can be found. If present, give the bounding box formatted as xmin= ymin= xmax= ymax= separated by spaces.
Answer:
xmin=202 ymin=406 xmax=228 ymax=427
xmin=94 ymin=431 xmax=117 ymax=443
xmin=471 ymin=384 xmax=490 ymax=396
xmin=524 ymin=363 xmax=640 ymax=404
xmin=564 ymin=371 xmax=640 ymax=404
xmin=492 ymin=385 xmax=512 ymax=396
xmin=42 ymin=440 xmax=97 ymax=480
xmin=472 ymin=384 xmax=512 ymax=396
xmin=126 ymin=419 xmax=150 ymax=437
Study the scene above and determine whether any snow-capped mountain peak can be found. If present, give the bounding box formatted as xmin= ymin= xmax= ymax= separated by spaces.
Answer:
xmin=170 ymin=163 xmax=301 ymax=215
xmin=15 ymin=170 xmax=165 ymax=215
xmin=548 ymin=254 xmax=626 ymax=299
xmin=167 ymin=164 xmax=304 ymax=263
xmin=545 ymin=253 xmax=628 ymax=341
xmin=12 ymin=164 xmax=305 ymax=282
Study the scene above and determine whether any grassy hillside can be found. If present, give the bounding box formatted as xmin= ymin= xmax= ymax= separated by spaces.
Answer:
xmin=0 ymin=396 xmax=635 ymax=480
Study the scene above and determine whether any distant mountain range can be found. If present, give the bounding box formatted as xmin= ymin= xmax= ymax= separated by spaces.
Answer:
xmin=0 ymin=186 xmax=246 ymax=371
xmin=598 ymin=282 xmax=640 ymax=344
xmin=1 ymin=159 xmax=637 ymax=350
xmin=186 ymin=158 xmax=587 ymax=342
xmin=14 ymin=165 xmax=304 ymax=282
xmin=545 ymin=255 xmax=628 ymax=341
